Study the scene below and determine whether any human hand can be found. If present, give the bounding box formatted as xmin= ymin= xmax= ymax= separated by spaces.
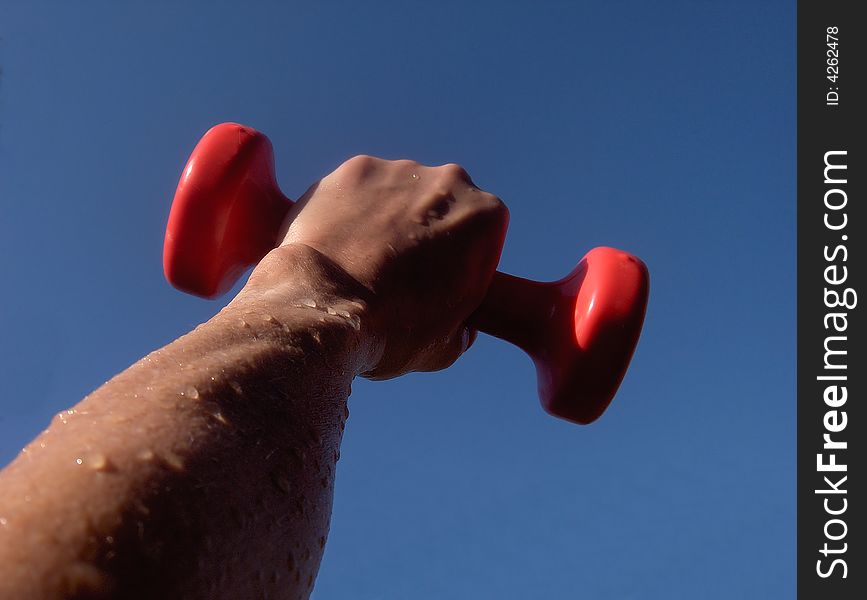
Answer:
xmin=242 ymin=155 xmax=509 ymax=379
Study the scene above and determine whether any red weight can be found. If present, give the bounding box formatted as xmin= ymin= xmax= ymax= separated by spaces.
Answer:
xmin=164 ymin=123 xmax=292 ymax=298
xmin=471 ymin=248 xmax=649 ymax=424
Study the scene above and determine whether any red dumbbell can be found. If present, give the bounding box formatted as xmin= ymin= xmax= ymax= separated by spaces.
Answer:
xmin=164 ymin=123 xmax=649 ymax=424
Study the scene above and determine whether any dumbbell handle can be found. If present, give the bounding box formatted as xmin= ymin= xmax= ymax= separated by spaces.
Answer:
xmin=164 ymin=123 xmax=649 ymax=424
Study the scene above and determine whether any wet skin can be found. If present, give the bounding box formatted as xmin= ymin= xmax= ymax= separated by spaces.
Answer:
xmin=0 ymin=157 xmax=509 ymax=599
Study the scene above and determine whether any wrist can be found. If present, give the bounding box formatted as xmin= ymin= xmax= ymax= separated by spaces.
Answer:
xmin=221 ymin=243 xmax=385 ymax=375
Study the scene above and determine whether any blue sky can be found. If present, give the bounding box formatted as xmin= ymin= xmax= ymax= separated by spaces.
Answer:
xmin=0 ymin=1 xmax=795 ymax=598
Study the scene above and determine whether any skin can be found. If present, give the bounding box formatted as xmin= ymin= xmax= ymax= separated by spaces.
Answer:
xmin=0 ymin=156 xmax=509 ymax=600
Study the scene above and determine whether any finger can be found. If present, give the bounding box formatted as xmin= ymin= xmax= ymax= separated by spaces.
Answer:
xmin=412 ymin=325 xmax=476 ymax=373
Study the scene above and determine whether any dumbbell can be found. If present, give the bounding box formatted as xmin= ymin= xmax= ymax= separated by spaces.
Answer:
xmin=163 ymin=123 xmax=649 ymax=424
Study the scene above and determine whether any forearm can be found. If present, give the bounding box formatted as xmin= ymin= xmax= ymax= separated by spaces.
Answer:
xmin=0 ymin=246 xmax=377 ymax=599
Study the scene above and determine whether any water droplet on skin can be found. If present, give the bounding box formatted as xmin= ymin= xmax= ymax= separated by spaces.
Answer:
xmin=336 ymin=309 xmax=351 ymax=319
xmin=0 ymin=517 xmax=7 ymax=527
xmin=161 ymin=451 xmax=185 ymax=472
xmin=137 ymin=449 xmax=155 ymax=462
xmin=75 ymin=457 xmax=83 ymax=465
xmin=326 ymin=307 xmax=338 ymax=316
xmin=301 ymin=298 xmax=317 ymax=308
xmin=210 ymin=412 xmax=229 ymax=426
xmin=86 ymin=453 xmax=113 ymax=472
xmin=181 ymin=385 xmax=200 ymax=400
xmin=411 ymin=173 xmax=419 ymax=179
xmin=67 ymin=409 xmax=75 ymax=415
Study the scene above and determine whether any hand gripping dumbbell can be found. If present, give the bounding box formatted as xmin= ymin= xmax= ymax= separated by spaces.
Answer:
xmin=163 ymin=123 xmax=649 ymax=424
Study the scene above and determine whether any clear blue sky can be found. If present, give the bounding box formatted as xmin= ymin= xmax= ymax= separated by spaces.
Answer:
xmin=0 ymin=1 xmax=795 ymax=598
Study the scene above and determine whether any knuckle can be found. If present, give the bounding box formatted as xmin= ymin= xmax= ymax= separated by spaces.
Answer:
xmin=439 ymin=162 xmax=471 ymax=183
xmin=473 ymin=193 xmax=509 ymax=232
xmin=393 ymin=158 xmax=419 ymax=169
xmin=478 ymin=191 xmax=508 ymax=218
xmin=337 ymin=154 xmax=377 ymax=178
xmin=347 ymin=153 xmax=376 ymax=166
xmin=394 ymin=158 xmax=425 ymax=177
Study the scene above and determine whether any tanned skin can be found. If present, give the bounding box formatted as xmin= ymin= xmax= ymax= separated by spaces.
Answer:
xmin=0 ymin=156 xmax=509 ymax=599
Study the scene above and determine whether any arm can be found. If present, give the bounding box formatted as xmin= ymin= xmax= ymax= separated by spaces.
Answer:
xmin=0 ymin=156 xmax=508 ymax=599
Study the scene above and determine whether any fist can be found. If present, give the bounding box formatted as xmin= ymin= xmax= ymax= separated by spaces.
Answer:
xmin=273 ymin=155 xmax=509 ymax=378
